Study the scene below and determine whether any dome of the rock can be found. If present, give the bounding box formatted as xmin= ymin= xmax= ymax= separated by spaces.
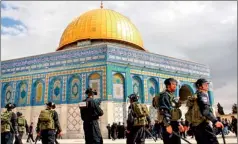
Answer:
xmin=57 ymin=8 xmax=144 ymax=51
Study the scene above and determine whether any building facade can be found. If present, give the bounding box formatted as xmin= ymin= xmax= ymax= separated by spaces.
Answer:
xmin=1 ymin=7 xmax=214 ymax=138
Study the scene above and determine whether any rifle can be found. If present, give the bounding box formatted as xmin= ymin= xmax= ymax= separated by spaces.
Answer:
xmin=35 ymin=135 xmax=41 ymax=144
xmin=145 ymin=128 xmax=156 ymax=142
xmin=9 ymin=122 xmax=21 ymax=144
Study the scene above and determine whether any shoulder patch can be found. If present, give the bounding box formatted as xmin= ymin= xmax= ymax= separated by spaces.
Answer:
xmin=201 ymin=96 xmax=208 ymax=103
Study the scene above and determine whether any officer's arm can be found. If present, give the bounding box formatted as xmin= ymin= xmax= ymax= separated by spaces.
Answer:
xmin=93 ymin=100 xmax=104 ymax=117
xmin=53 ymin=111 xmax=62 ymax=132
xmin=159 ymin=93 xmax=172 ymax=126
xmin=36 ymin=118 xmax=41 ymax=133
xmin=146 ymin=116 xmax=151 ymax=125
xmin=197 ymin=94 xmax=218 ymax=124
xmin=11 ymin=113 xmax=18 ymax=134
xmin=25 ymin=119 xmax=29 ymax=133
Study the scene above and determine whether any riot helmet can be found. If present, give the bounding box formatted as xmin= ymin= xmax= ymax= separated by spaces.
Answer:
xmin=5 ymin=103 xmax=16 ymax=110
xmin=128 ymin=94 xmax=139 ymax=102
xmin=195 ymin=78 xmax=209 ymax=89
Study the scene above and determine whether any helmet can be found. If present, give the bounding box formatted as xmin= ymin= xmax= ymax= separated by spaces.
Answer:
xmin=164 ymin=78 xmax=177 ymax=86
xmin=16 ymin=112 xmax=22 ymax=116
xmin=5 ymin=103 xmax=16 ymax=109
xmin=195 ymin=78 xmax=209 ymax=88
xmin=45 ymin=101 xmax=54 ymax=107
xmin=52 ymin=103 xmax=56 ymax=109
xmin=128 ymin=94 xmax=139 ymax=102
xmin=85 ymin=87 xmax=97 ymax=95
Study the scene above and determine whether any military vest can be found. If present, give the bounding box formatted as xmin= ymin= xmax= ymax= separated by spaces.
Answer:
xmin=1 ymin=111 xmax=13 ymax=133
xmin=131 ymin=102 xmax=149 ymax=126
xmin=185 ymin=94 xmax=208 ymax=126
xmin=156 ymin=91 xmax=182 ymax=123
xmin=17 ymin=116 xmax=26 ymax=132
xmin=38 ymin=109 xmax=55 ymax=130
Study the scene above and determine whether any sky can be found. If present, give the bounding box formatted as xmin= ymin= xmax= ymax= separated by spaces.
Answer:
xmin=1 ymin=1 xmax=237 ymax=114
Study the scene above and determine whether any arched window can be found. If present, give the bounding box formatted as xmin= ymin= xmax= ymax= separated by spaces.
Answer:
xmin=89 ymin=73 xmax=101 ymax=99
xmin=159 ymin=78 xmax=166 ymax=92
xmin=16 ymin=82 xmax=28 ymax=106
xmin=148 ymin=78 xmax=158 ymax=101
xmin=67 ymin=75 xmax=81 ymax=103
xmin=5 ymin=84 xmax=13 ymax=104
xmin=49 ymin=77 xmax=62 ymax=104
xmin=132 ymin=76 xmax=143 ymax=102
xmin=36 ymin=82 xmax=43 ymax=102
xmin=113 ymin=73 xmax=124 ymax=99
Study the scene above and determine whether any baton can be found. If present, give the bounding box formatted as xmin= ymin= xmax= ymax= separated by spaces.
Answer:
xmin=145 ymin=129 xmax=156 ymax=142
xmin=220 ymin=128 xmax=226 ymax=144
xmin=172 ymin=131 xmax=192 ymax=144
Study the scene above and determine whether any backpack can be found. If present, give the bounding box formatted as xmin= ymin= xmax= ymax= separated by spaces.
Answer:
xmin=17 ymin=117 xmax=26 ymax=132
xmin=1 ymin=111 xmax=12 ymax=133
xmin=152 ymin=94 xmax=160 ymax=109
xmin=131 ymin=102 xmax=149 ymax=126
xmin=17 ymin=117 xmax=25 ymax=126
xmin=185 ymin=94 xmax=207 ymax=126
xmin=38 ymin=110 xmax=55 ymax=130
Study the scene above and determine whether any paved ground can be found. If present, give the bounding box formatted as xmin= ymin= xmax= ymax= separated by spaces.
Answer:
xmin=22 ymin=134 xmax=237 ymax=144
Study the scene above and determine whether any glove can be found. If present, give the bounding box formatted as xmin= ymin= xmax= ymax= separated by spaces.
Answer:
xmin=166 ymin=125 xmax=173 ymax=134
xmin=215 ymin=121 xmax=224 ymax=128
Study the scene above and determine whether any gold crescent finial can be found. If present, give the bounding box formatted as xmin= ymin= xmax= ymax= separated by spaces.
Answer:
xmin=100 ymin=1 xmax=103 ymax=9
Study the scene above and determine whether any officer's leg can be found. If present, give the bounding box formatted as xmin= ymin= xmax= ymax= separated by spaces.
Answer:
xmin=18 ymin=132 xmax=24 ymax=144
xmin=5 ymin=132 xmax=14 ymax=144
xmin=48 ymin=130 xmax=56 ymax=144
xmin=171 ymin=122 xmax=181 ymax=144
xmin=1 ymin=133 xmax=6 ymax=144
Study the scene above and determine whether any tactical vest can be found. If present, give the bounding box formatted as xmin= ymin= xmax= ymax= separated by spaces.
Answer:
xmin=38 ymin=109 xmax=55 ymax=130
xmin=1 ymin=111 xmax=13 ymax=133
xmin=155 ymin=91 xmax=182 ymax=123
xmin=17 ymin=116 xmax=26 ymax=132
xmin=131 ymin=102 xmax=149 ymax=126
xmin=185 ymin=94 xmax=208 ymax=126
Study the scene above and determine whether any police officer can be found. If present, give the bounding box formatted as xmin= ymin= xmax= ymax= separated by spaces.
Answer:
xmin=1 ymin=103 xmax=19 ymax=144
xmin=15 ymin=112 xmax=29 ymax=144
xmin=126 ymin=94 xmax=151 ymax=144
xmin=192 ymin=78 xmax=223 ymax=144
xmin=51 ymin=103 xmax=61 ymax=144
xmin=79 ymin=87 xmax=104 ymax=144
xmin=158 ymin=78 xmax=184 ymax=144
xmin=36 ymin=102 xmax=62 ymax=144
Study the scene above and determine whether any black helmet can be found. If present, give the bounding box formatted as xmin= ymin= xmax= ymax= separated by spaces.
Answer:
xmin=45 ymin=101 xmax=54 ymax=107
xmin=164 ymin=78 xmax=177 ymax=86
xmin=5 ymin=103 xmax=16 ymax=109
xmin=52 ymin=103 xmax=56 ymax=109
xmin=85 ymin=87 xmax=97 ymax=95
xmin=195 ymin=78 xmax=209 ymax=88
xmin=128 ymin=94 xmax=139 ymax=102
xmin=16 ymin=112 xmax=22 ymax=116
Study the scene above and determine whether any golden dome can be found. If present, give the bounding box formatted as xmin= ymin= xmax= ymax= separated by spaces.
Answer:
xmin=57 ymin=8 xmax=144 ymax=51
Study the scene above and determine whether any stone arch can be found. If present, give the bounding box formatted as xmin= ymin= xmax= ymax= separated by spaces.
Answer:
xmin=15 ymin=81 xmax=28 ymax=106
xmin=112 ymin=73 xmax=125 ymax=100
xmin=88 ymin=72 xmax=101 ymax=99
xmin=67 ymin=74 xmax=81 ymax=103
xmin=147 ymin=78 xmax=159 ymax=101
xmin=32 ymin=79 xmax=45 ymax=105
xmin=132 ymin=76 xmax=143 ymax=103
xmin=48 ymin=77 xmax=63 ymax=104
